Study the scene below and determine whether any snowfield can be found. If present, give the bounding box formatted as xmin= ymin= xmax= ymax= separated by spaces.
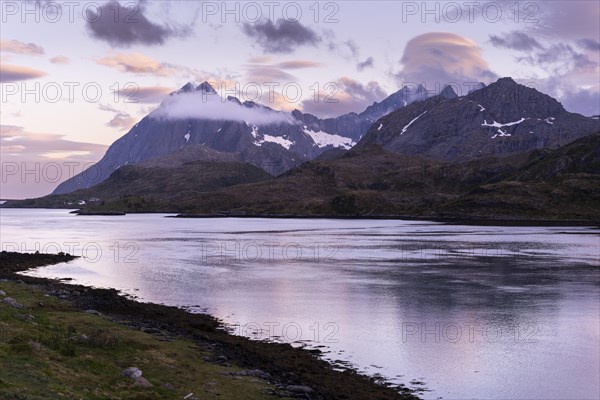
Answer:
xmin=303 ymin=128 xmax=355 ymax=150
xmin=482 ymin=117 xmax=526 ymax=128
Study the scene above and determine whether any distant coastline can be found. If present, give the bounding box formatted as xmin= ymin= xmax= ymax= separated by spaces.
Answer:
xmin=1 ymin=206 xmax=598 ymax=226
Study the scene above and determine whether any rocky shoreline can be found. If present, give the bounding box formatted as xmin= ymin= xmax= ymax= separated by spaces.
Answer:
xmin=0 ymin=251 xmax=419 ymax=400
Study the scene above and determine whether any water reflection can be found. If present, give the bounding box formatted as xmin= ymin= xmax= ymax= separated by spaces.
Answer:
xmin=1 ymin=209 xmax=598 ymax=399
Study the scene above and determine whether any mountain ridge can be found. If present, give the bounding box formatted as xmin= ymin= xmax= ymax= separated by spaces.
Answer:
xmin=358 ymin=77 xmax=599 ymax=161
xmin=13 ymin=132 xmax=598 ymax=221
xmin=51 ymin=81 xmax=442 ymax=194
xmin=50 ymin=78 xmax=599 ymax=196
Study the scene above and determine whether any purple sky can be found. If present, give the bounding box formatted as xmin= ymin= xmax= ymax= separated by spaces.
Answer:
xmin=1 ymin=0 xmax=599 ymax=198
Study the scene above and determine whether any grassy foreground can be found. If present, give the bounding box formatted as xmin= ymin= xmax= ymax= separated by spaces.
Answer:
xmin=0 ymin=280 xmax=282 ymax=400
xmin=0 ymin=252 xmax=418 ymax=400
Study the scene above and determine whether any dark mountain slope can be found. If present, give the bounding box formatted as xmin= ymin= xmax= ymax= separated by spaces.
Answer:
xmin=360 ymin=78 xmax=599 ymax=161
xmin=6 ymin=161 xmax=272 ymax=212
xmin=7 ymin=133 xmax=599 ymax=221
xmin=440 ymin=133 xmax=600 ymax=219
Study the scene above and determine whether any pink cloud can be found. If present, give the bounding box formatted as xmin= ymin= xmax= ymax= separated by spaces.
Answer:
xmin=0 ymin=63 xmax=46 ymax=82
xmin=0 ymin=40 xmax=44 ymax=55
xmin=49 ymin=56 xmax=70 ymax=65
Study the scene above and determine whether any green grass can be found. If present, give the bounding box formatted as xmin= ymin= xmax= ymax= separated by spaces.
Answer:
xmin=0 ymin=281 xmax=286 ymax=400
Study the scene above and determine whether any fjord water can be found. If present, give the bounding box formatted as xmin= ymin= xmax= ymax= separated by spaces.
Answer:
xmin=1 ymin=209 xmax=598 ymax=399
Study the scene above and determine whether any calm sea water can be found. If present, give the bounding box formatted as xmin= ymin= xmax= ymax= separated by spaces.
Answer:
xmin=1 ymin=209 xmax=598 ymax=399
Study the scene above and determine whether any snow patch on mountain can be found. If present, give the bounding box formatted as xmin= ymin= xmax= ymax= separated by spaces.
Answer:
xmin=303 ymin=128 xmax=355 ymax=150
xmin=401 ymin=111 xmax=427 ymax=135
xmin=482 ymin=117 xmax=526 ymax=128
xmin=492 ymin=129 xmax=512 ymax=139
xmin=249 ymin=125 xmax=294 ymax=149
xmin=261 ymin=134 xmax=294 ymax=150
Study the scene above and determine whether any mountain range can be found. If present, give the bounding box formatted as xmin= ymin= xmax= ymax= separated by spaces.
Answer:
xmin=16 ymin=132 xmax=600 ymax=221
xmin=7 ymin=77 xmax=600 ymax=221
xmin=52 ymin=81 xmax=436 ymax=194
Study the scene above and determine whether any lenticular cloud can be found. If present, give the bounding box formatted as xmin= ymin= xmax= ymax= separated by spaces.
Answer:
xmin=149 ymin=91 xmax=292 ymax=125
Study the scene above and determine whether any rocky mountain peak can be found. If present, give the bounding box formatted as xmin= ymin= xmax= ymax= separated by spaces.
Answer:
xmin=495 ymin=77 xmax=517 ymax=86
xmin=175 ymin=81 xmax=217 ymax=95
xmin=467 ymin=77 xmax=565 ymax=118
xmin=175 ymin=82 xmax=197 ymax=94
xmin=196 ymin=81 xmax=217 ymax=94
xmin=440 ymin=85 xmax=458 ymax=99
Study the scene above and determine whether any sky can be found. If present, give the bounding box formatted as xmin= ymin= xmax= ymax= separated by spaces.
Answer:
xmin=1 ymin=0 xmax=599 ymax=199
